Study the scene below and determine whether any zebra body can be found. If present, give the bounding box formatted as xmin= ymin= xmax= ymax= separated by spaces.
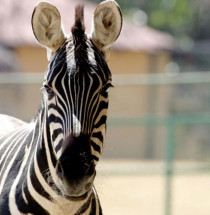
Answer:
xmin=0 ymin=1 xmax=122 ymax=215
xmin=0 ymin=115 xmax=101 ymax=215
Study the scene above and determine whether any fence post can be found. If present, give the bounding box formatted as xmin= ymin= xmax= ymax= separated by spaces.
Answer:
xmin=165 ymin=116 xmax=175 ymax=215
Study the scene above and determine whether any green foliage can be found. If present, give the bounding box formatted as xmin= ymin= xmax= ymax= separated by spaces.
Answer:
xmin=146 ymin=0 xmax=210 ymax=40
xmin=86 ymin=0 xmax=210 ymax=40
xmin=148 ymin=0 xmax=191 ymax=35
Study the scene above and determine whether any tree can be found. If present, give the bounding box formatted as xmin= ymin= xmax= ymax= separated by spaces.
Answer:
xmin=87 ymin=0 xmax=210 ymax=40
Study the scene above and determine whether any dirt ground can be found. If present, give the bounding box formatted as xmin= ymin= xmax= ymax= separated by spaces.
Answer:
xmin=95 ymin=160 xmax=210 ymax=215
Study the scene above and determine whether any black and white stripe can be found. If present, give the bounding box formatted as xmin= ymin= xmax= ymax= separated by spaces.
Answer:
xmin=0 ymin=3 xmax=117 ymax=214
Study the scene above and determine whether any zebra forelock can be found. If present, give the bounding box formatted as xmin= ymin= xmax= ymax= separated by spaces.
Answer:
xmin=71 ymin=5 xmax=85 ymax=43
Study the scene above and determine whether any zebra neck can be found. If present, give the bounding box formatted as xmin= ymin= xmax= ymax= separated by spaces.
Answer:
xmin=33 ymin=110 xmax=58 ymax=185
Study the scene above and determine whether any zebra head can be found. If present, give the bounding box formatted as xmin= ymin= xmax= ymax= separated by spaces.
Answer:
xmin=32 ymin=1 xmax=122 ymax=199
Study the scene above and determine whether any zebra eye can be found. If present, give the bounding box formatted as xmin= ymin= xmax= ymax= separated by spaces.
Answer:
xmin=101 ymin=83 xmax=113 ymax=92
xmin=44 ymin=85 xmax=55 ymax=99
xmin=101 ymin=83 xmax=113 ymax=93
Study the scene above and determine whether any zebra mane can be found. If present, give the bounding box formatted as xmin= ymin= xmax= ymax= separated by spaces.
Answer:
xmin=71 ymin=4 xmax=85 ymax=42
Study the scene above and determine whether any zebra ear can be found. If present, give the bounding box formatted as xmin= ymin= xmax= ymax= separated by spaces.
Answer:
xmin=32 ymin=2 xmax=66 ymax=60
xmin=91 ymin=0 xmax=122 ymax=61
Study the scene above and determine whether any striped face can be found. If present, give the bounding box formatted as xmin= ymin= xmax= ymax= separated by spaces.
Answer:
xmin=31 ymin=0 xmax=122 ymax=203
xmin=43 ymin=34 xmax=112 ymax=198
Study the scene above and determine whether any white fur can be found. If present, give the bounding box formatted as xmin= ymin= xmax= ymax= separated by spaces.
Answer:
xmin=0 ymin=114 xmax=26 ymax=137
xmin=91 ymin=0 xmax=123 ymax=61
xmin=72 ymin=114 xmax=82 ymax=136
xmin=32 ymin=2 xmax=66 ymax=58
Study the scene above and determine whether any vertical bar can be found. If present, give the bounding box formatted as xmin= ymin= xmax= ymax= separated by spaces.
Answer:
xmin=145 ymin=83 xmax=158 ymax=159
xmin=165 ymin=117 xmax=175 ymax=215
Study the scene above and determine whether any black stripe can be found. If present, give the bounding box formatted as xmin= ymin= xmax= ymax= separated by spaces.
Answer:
xmin=48 ymin=113 xmax=64 ymax=126
xmin=92 ymin=155 xmax=99 ymax=162
xmin=94 ymin=115 xmax=107 ymax=129
xmin=52 ymin=128 xmax=63 ymax=142
xmin=23 ymin=181 xmax=49 ymax=215
xmin=91 ymin=140 xmax=101 ymax=154
xmin=75 ymin=193 xmax=92 ymax=215
xmin=92 ymin=131 xmax=103 ymax=143
xmin=55 ymin=139 xmax=63 ymax=152
xmin=15 ymin=185 xmax=28 ymax=213
xmin=45 ymin=118 xmax=57 ymax=168
xmin=90 ymin=193 xmax=96 ymax=215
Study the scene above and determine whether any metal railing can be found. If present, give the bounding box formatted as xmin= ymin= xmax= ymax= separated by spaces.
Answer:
xmin=110 ymin=72 xmax=210 ymax=215
xmin=1 ymin=71 xmax=210 ymax=215
xmin=108 ymin=114 xmax=210 ymax=215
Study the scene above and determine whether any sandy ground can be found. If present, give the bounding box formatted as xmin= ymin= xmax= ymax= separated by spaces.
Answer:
xmin=95 ymin=161 xmax=210 ymax=215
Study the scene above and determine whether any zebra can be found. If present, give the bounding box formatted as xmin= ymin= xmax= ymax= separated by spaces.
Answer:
xmin=0 ymin=1 xmax=122 ymax=214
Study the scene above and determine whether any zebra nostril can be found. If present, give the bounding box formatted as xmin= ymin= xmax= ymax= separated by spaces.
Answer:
xmin=56 ymin=161 xmax=64 ymax=179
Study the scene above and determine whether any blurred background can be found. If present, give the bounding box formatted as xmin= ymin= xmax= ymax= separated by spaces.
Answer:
xmin=1 ymin=0 xmax=210 ymax=214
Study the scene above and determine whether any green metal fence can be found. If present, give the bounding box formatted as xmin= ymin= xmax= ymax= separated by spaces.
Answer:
xmin=1 ymin=72 xmax=210 ymax=215
xmin=108 ymin=72 xmax=210 ymax=215
xmin=108 ymin=114 xmax=210 ymax=215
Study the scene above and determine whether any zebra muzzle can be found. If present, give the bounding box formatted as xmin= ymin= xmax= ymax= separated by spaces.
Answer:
xmin=55 ymin=159 xmax=95 ymax=198
xmin=55 ymin=134 xmax=96 ymax=197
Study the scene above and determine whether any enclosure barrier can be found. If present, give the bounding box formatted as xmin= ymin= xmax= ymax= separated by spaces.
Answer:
xmin=1 ymin=72 xmax=210 ymax=215
xmin=108 ymin=114 xmax=210 ymax=215
xmin=111 ymin=72 xmax=210 ymax=215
